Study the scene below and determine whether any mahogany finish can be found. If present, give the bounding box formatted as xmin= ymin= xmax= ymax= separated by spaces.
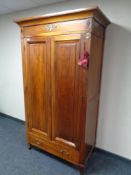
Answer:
xmin=16 ymin=6 xmax=110 ymax=174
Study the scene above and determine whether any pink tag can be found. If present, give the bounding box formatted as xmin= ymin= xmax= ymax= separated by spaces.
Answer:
xmin=78 ymin=51 xmax=89 ymax=68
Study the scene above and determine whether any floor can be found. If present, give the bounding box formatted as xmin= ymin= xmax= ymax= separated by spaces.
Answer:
xmin=0 ymin=115 xmax=131 ymax=175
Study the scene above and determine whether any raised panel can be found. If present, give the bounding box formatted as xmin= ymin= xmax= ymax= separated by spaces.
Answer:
xmin=88 ymin=35 xmax=103 ymax=100
xmin=25 ymin=37 xmax=51 ymax=138
xmin=51 ymin=34 xmax=86 ymax=150
xmin=53 ymin=40 xmax=77 ymax=145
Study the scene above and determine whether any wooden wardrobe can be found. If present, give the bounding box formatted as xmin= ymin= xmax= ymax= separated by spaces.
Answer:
xmin=16 ymin=6 xmax=110 ymax=174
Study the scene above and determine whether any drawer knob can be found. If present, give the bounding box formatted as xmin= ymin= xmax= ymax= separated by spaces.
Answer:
xmin=35 ymin=139 xmax=43 ymax=145
xmin=60 ymin=149 xmax=69 ymax=155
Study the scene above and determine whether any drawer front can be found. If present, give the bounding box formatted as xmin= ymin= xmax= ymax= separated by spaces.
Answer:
xmin=22 ymin=19 xmax=92 ymax=37
xmin=28 ymin=133 xmax=79 ymax=164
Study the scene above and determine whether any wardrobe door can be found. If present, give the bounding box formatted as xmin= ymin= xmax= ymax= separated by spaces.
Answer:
xmin=24 ymin=37 xmax=51 ymax=139
xmin=51 ymin=34 xmax=86 ymax=150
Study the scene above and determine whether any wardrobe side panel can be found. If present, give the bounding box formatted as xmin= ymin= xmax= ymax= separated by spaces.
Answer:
xmin=85 ymin=31 xmax=105 ymax=157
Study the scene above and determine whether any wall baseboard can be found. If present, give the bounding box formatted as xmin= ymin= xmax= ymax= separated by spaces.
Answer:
xmin=0 ymin=112 xmax=25 ymax=124
xmin=0 ymin=112 xmax=131 ymax=162
xmin=95 ymin=147 xmax=131 ymax=162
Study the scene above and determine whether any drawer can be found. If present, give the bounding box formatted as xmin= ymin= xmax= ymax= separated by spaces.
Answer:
xmin=54 ymin=142 xmax=79 ymax=164
xmin=22 ymin=18 xmax=92 ymax=37
xmin=28 ymin=133 xmax=79 ymax=164
xmin=28 ymin=133 xmax=57 ymax=154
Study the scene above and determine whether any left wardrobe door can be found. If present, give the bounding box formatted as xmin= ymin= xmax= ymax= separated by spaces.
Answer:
xmin=23 ymin=37 xmax=51 ymax=140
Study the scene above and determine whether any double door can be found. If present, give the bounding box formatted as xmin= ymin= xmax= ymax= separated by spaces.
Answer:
xmin=24 ymin=33 xmax=88 ymax=152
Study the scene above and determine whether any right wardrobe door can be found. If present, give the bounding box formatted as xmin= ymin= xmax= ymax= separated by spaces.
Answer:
xmin=51 ymin=34 xmax=88 ymax=151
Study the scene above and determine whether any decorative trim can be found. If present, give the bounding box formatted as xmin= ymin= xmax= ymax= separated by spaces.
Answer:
xmin=45 ymin=23 xmax=57 ymax=31
xmin=0 ymin=112 xmax=25 ymax=124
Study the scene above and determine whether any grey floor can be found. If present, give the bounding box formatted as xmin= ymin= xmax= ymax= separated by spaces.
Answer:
xmin=0 ymin=115 xmax=131 ymax=175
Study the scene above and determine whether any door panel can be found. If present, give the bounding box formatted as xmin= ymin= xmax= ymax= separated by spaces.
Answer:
xmin=51 ymin=34 xmax=83 ymax=149
xmin=25 ymin=37 xmax=51 ymax=139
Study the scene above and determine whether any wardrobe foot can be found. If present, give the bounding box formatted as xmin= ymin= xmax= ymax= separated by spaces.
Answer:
xmin=78 ymin=164 xmax=85 ymax=175
xmin=28 ymin=144 xmax=32 ymax=150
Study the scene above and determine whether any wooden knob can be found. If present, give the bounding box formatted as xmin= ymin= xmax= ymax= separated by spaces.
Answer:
xmin=35 ymin=139 xmax=42 ymax=145
xmin=60 ymin=149 xmax=69 ymax=155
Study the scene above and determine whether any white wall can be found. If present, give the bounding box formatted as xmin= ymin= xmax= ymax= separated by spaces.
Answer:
xmin=0 ymin=0 xmax=131 ymax=159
